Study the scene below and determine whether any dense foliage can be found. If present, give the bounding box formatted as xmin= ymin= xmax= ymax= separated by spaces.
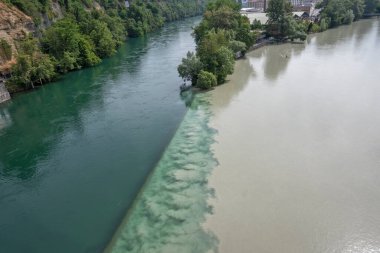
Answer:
xmin=266 ymin=0 xmax=307 ymax=40
xmin=8 ymin=37 xmax=56 ymax=91
xmin=364 ymin=0 xmax=380 ymax=13
xmin=197 ymin=70 xmax=217 ymax=89
xmin=316 ymin=0 xmax=380 ymax=29
xmin=4 ymin=0 xmax=205 ymax=92
xmin=317 ymin=0 xmax=364 ymax=27
xmin=178 ymin=0 xmax=256 ymax=90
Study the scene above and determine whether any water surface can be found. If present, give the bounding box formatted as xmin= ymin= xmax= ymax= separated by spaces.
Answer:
xmin=207 ymin=19 xmax=380 ymax=253
xmin=0 ymin=17 xmax=199 ymax=253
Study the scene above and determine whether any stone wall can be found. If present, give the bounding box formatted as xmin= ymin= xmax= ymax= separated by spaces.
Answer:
xmin=0 ymin=81 xmax=11 ymax=103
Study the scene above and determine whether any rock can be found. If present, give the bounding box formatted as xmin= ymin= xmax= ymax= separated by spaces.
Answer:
xmin=0 ymin=80 xmax=11 ymax=103
xmin=0 ymin=2 xmax=34 ymax=75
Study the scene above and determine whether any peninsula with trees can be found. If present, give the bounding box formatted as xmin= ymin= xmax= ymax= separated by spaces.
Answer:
xmin=178 ymin=0 xmax=379 ymax=90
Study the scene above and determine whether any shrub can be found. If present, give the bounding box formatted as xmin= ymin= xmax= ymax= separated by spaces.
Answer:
xmin=178 ymin=51 xmax=203 ymax=85
xmin=320 ymin=18 xmax=329 ymax=31
xmin=251 ymin=19 xmax=262 ymax=30
xmin=0 ymin=39 xmax=12 ymax=61
xmin=229 ymin=40 xmax=247 ymax=55
xmin=311 ymin=23 xmax=321 ymax=33
xmin=196 ymin=70 xmax=217 ymax=90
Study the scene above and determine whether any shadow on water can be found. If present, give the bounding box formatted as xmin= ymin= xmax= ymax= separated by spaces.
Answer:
xmin=0 ymin=37 xmax=149 ymax=181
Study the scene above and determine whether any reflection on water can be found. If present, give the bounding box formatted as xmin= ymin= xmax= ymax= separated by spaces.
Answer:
xmin=212 ymin=58 xmax=254 ymax=110
xmin=261 ymin=43 xmax=306 ymax=81
xmin=0 ymin=17 xmax=200 ymax=253
xmin=0 ymin=108 xmax=12 ymax=131
xmin=0 ymin=35 xmax=149 ymax=180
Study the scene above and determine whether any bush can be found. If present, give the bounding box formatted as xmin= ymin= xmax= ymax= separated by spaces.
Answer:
xmin=0 ymin=39 xmax=12 ymax=61
xmin=319 ymin=18 xmax=329 ymax=31
xmin=251 ymin=19 xmax=262 ymax=30
xmin=229 ymin=40 xmax=247 ymax=55
xmin=178 ymin=51 xmax=203 ymax=85
xmin=343 ymin=10 xmax=355 ymax=24
xmin=311 ymin=23 xmax=321 ymax=33
xmin=196 ymin=70 xmax=217 ymax=90
xmin=215 ymin=46 xmax=235 ymax=84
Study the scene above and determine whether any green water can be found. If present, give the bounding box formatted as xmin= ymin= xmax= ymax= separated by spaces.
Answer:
xmin=107 ymin=94 xmax=218 ymax=253
xmin=0 ymin=17 xmax=200 ymax=253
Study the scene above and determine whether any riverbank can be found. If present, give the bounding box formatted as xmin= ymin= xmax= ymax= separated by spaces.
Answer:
xmin=1 ymin=1 xmax=205 ymax=100
xmin=204 ymin=19 xmax=380 ymax=252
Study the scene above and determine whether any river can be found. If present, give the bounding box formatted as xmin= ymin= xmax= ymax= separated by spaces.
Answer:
xmin=1 ymin=17 xmax=380 ymax=253
xmin=206 ymin=19 xmax=380 ymax=252
xmin=0 ymin=17 xmax=199 ymax=253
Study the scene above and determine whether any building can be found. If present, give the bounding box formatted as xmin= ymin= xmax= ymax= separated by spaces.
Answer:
xmin=239 ymin=0 xmax=319 ymax=13
xmin=240 ymin=0 xmax=267 ymax=11
xmin=242 ymin=11 xmax=310 ymax=24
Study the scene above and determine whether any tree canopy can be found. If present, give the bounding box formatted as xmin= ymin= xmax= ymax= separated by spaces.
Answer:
xmin=266 ymin=0 xmax=307 ymax=40
xmin=179 ymin=0 xmax=255 ymax=89
xmin=317 ymin=0 xmax=372 ymax=28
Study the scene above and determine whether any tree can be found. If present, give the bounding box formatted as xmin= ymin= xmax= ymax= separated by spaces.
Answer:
xmin=59 ymin=51 xmax=77 ymax=73
xmin=351 ymin=0 xmax=365 ymax=20
xmin=266 ymin=0 xmax=288 ymax=23
xmin=31 ymin=54 xmax=56 ymax=84
xmin=42 ymin=18 xmax=100 ymax=72
xmin=180 ymin=0 xmax=254 ymax=87
xmin=235 ymin=16 xmax=256 ymax=48
xmin=251 ymin=19 xmax=263 ymax=30
xmin=319 ymin=18 xmax=329 ymax=31
xmin=78 ymin=36 xmax=101 ymax=67
xmin=206 ymin=0 xmax=241 ymax=12
xmin=0 ymin=39 xmax=12 ymax=61
xmin=9 ymin=37 xmax=57 ymax=89
xmin=10 ymin=54 xmax=33 ymax=88
xmin=318 ymin=0 xmax=365 ymax=27
xmin=203 ymin=6 xmax=240 ymax=31
xmin=178 ymin=51 xmax=203 ymax=85
xmin=229 ymin=40 xmax=247 ymax=55
xmin=42 ymin=18 xmax=82 ymax=59
xmin=266 ymin=0 xmax=305 ymax=39
xmin=6 ymin=0 xmax=206 ymax=93
xmin=343 ymin=10 xmax=355 ymax=24
xmin=197 ymin=29 xmax=230 ymax=72
xmin=364 ymin=0 xmax=380 ymax=13
xmin=214 ymin=46 xmax=235 ymax=84
xmin=88 ymin=20 xmax=116 ymax=57
xmin=196 ymin=70 xmax=217 ymax=89
xmin=283 ymin=16 xmax=307 ymax=41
